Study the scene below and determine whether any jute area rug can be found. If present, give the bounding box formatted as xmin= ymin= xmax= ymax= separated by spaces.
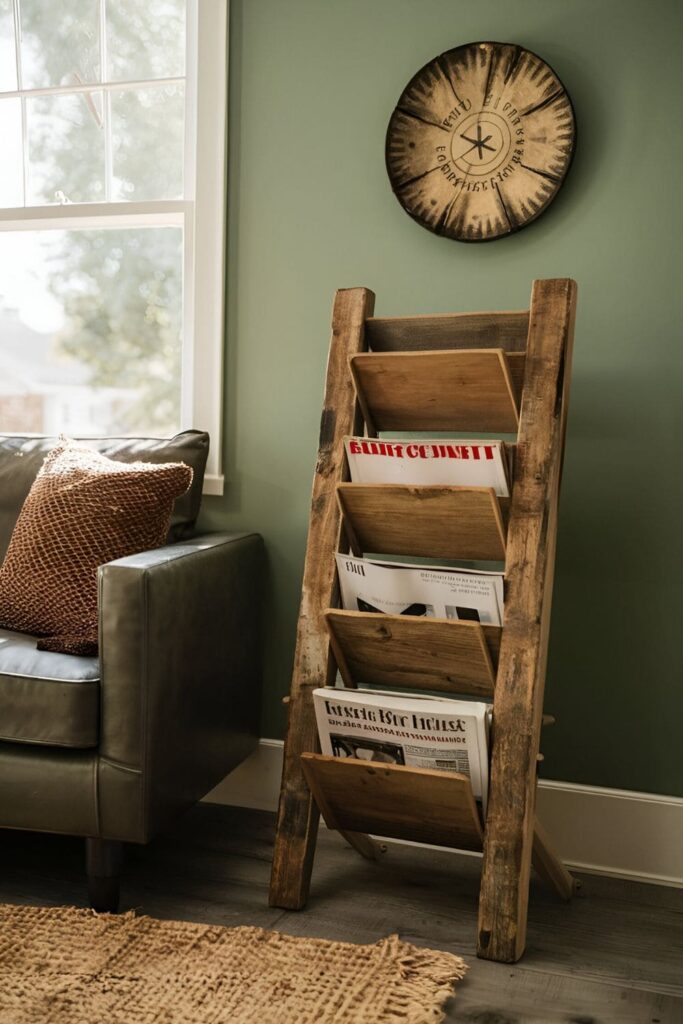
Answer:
xmin=0 ymin=904 xmax=467 ymax=1024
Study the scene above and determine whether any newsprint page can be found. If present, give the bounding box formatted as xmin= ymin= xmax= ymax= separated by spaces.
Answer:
xmin=336 ymin=553 xmax=504 ymax=625
xmin=313 ymin=687 xmax=491 ymax=812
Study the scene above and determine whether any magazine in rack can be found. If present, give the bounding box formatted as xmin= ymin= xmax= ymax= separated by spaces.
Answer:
xmin=313 ymin=687 xmax=491 ymax=811
xmin=344 ymin=436 xmax=510 ymax=496
xmin=335 ymin=553 xmax=504 ymax=625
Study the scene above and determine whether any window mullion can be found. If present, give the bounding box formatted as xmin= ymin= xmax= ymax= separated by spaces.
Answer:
xmin=103 ymin=92 xmax=112 ymax=202
xmin=0 ymin=199 xmax=190 ymax=231
xmin=12 ymin=0 xmax=27 ymax=206
xmin=19 ymin=96 xmax=27 ymax=207
xmin=100 ymin=0 xmax=112 ymax=203
xmin=180 ymin=0 xmax=199 ymax=431
xmin=12 ymin=0 xmax=22 ymax=89
xmin=0 ymin=77 xmax=186 ymax=102
xmin=184 ymin=0 xmax=198 ymax=200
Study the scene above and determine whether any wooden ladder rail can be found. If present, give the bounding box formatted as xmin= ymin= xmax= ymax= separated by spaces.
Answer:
xmin=269 ymin=279 xmax=577 ymax=964
xmin=269 ymin=287 xmax=374 ymax=910
xmin=477 ymin=278 xmax=577 ymax=961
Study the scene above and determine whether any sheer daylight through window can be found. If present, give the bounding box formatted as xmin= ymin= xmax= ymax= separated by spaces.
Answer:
xmin=0 ymin=0 xmax=225 ymax=455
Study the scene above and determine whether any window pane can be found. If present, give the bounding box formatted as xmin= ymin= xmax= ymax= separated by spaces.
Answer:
xmin=111 ymin=85 xmax=184 ymax=200
xmin=0 ymin=228 xmax=182 ymax=437
xmin=0 ymin=99 xmax=23 ymax=207
xmin=19 ymin=0 xmax=100 ymax=89
xmin=0 ymin=0 xmax=17 ymax=91
xmin=27 ymin=92 xmax=104 ymax=205
xmin=107 ymin=0 xmax=185 ymax=82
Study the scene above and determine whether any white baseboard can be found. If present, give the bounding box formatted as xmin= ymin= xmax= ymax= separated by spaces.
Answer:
xmin=205 ymin=739 xmax=683 ymax=888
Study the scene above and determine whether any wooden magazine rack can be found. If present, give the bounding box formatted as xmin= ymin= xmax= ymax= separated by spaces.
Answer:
xmin=269 ymin=279 xmax=577 ymax=963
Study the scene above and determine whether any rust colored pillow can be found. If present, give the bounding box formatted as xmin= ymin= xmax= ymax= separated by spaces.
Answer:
xmin=0 ymin=439 xmax=193 ymax=656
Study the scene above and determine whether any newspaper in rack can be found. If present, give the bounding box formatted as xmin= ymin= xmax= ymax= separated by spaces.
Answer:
xmin=335 ymin=553 xmax=504 ymax=625
xmin=344 ymin=436 xmax=509 ymax=496
xmin=313 ymin=687 xmax=491 ymax=809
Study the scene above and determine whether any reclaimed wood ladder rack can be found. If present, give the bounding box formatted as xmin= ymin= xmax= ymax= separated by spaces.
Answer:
xmin=269 ymin=278 xmax=578 ymax=963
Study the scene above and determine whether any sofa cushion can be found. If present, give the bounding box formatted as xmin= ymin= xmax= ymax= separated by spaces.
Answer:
xmin=0 ymin=430 xmax=209 ymax=563
xmin=0 ymin=628 xmax=99 ymax=747
xmin=0 ymin=439 xmax=193 ymax=656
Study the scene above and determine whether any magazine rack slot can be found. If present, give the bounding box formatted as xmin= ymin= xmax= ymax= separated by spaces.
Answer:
xmin=302 ymin=756 xmax=572 ymax=898
xmin=349 ymin=349 xmax=520 ymax=434
xmin=270 ymin=280 xmax=578 ymax=965
xmin=337 ymin=484 xmax=507 ymax=562
xmin=300 ymin=754 xmax=484 ymax=851
xmin=325 ymin=610 xmax=497 ymax=697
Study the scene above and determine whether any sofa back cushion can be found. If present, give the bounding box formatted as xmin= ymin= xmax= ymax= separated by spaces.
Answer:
xmin=0 ymin=430 xmax=209 ymax=562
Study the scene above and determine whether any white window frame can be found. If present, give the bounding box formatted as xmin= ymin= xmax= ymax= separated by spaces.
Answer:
xmin=0 ymin=0 xmax=228 ymax=495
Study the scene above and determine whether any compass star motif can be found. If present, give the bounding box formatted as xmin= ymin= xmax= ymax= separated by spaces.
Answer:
xmin=459 ymin=124 xmax=496 ymax=160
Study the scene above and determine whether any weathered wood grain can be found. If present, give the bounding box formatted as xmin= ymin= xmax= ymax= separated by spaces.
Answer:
xmin=505 ymin=351 xmax=525 ymax=403
xmin=365 ymin=310 xmax=529 ymax=352
xmin=301 ymin=754 xmax=484 ymax=852
xmin=324 ymin=610 xmax=497 ymax=696
xmin=337 ymin=483 xmax=508 ymax=561
xmin=268 ymin=287 xmax=375 ymax=910
xmin=337 ymin=830 xmax=386 ymax=861
xmin=447 ymin=963 xmax=683 ymax=1024
xmin=350 ymin=349 xmax=520 ymax=433
xmin=532 ymin=817 xmax=575 ymax=902
xmin=477 ymin=278 xmax=577 ymax=962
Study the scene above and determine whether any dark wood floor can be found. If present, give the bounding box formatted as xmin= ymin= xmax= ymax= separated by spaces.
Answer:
xmin=1 ymin=803 xmax=681 ymax=1023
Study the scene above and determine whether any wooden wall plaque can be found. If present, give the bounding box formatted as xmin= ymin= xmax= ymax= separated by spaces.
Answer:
xmin=386 ymin=42 xmax=575 ymax=242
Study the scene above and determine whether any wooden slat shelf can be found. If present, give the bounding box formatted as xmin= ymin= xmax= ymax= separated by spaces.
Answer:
xmin=349 ymin=349 xmax=520 ymax=434
xmin=337 ymin=483 xmax=508 ymax=562
xmin=300 ymin=753 xmax=484 ymax=851
xmin=325 ymin=609 xmax=499 ymax=697
xmin=364 ymin=310 xmax=529 ymax=352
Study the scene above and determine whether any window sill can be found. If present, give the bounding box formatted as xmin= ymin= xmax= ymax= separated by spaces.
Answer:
xmin=202 ymin=473 xmax=225 ymax=497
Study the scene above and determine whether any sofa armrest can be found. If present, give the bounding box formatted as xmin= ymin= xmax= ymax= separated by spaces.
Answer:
xmin=97 ymin=532 xmax=263 ymax=841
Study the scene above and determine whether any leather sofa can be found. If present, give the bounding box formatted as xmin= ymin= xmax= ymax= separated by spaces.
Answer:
xmin=0 ymin=431 xmax=263 ymax=910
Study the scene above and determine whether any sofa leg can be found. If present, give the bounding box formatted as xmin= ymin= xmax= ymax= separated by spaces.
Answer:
xmin=86 ymin=838 xmax=123 ymax=913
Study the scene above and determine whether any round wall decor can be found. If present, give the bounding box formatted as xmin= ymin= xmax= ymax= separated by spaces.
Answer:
xmin=386 ymin=42 xmax=575 ymax=242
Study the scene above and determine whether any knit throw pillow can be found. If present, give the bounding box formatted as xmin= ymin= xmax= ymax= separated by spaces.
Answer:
xmin=0 ymin=440 xmax=193 ymax=656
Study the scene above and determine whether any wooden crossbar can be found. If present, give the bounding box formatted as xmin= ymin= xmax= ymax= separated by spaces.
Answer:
xmin=269 ymin=280 xmax=577 ymax=964
xmin=365 ymin=310 xmax=529 ymax=351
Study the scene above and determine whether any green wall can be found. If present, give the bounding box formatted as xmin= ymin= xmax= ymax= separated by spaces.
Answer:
xmin=200 ymin=0 xmax=683 ymax=797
